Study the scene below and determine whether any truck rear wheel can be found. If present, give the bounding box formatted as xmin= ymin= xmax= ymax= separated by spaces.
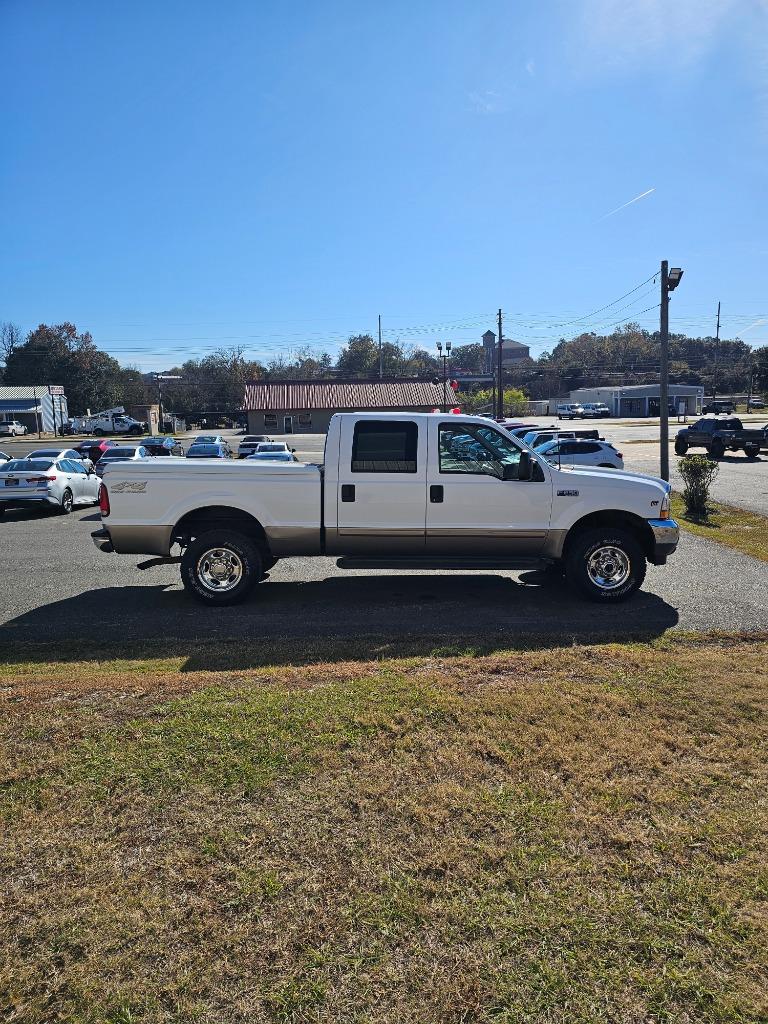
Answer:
xmin=709 ymin=440 xmax=726 ymax=459
xmin=180 ymin=529 xmax=263 ymax=605
xmin=565 ymin=527 xmax=646 ymax=603
xmin=745 ymin=444 xmax=760 ymax=459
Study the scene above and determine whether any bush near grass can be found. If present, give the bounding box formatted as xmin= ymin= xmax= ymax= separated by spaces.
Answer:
xmin=679 ymin=453 xmax=719 ymax=516
xmin=1 ymin=635 xmax=768 ymax=1023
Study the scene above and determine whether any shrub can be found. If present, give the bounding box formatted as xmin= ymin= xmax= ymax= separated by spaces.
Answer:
xmin=679 ymin=453 xmax=719 ymax=516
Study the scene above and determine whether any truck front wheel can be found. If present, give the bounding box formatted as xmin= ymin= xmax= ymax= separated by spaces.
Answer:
xmin=181 ymin=529 xmax=263 ymax=605
xmin=565 ymin=527 xmax=646 ymax=602
xmin=674 ymin=440 xmax=688 ymax=455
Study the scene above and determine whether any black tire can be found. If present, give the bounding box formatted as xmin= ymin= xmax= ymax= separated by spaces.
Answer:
xmin=597 ymin=463 xmax=616 ymax=468
xmin=180 ymin=529 xmax=263 ymax=606
xmin=59 ymin=489 xmax=73 ymax=515
xmin=0 ymin=506 xmax=5 ymax=517
xmin=745 ymin=445 xmax=760 ymax=459
xmin=565 ymin=527 xmax=646 ymax=603
xmin=709 ymin=440 xmax=726 ymax=459
xmin=94 ymin=428 xmax=105 ymax=437
xmin=674 ymin=440 xmax=688 ymax=456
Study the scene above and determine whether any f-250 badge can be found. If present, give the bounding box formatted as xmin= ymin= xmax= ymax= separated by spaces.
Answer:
xmin=111 ymin=481 xmax=147 ymax=493
xmin=557 ymin=489 xmax=579 ymax=496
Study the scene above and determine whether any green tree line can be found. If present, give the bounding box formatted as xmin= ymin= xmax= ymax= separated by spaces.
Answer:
xmin=0 ymin=320 xmax=765 ymax=417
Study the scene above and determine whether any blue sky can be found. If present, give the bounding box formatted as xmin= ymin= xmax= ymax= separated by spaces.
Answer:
xmin=1 ymin=0 xmax=767 ymax=371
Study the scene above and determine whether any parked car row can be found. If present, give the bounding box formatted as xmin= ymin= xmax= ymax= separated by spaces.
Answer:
xmin=0 ymin=435 xmax=301 ymax=518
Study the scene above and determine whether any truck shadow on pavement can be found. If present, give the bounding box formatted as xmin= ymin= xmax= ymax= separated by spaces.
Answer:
xmin=0 ymin=571 xmax=679 ymax=671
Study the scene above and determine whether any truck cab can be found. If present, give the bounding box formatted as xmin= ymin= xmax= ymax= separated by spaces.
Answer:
xmin=93 ymin=412 xmax=678 ymax=606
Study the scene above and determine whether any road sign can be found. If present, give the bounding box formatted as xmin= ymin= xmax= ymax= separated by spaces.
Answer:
xmin=47 ymin=385 xmax=65 ymax=396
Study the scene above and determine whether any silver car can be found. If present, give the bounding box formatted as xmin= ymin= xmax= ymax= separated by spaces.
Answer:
xmin=27 ymin=447 xmax=95 ymax=472
xmin=95 ymin=445 xmax=150 ymax=478
xmin=0 ymin=457 xmax=100 ymax=515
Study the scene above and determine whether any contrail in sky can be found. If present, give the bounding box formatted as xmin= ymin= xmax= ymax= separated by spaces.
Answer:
xmin=600 ymin=187 xmax=655 ymax=220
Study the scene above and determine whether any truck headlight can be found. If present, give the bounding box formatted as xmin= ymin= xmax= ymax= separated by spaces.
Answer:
xmin=660 ymin=491 xmax=670 ymax=519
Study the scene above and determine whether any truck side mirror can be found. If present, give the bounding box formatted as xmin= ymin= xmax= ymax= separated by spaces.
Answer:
xmin=516 ymin=451 xmax=532 ymax=481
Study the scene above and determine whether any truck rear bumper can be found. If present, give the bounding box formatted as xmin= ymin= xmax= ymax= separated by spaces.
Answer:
xmin=648 ymin=518 xmax=679 ymax=564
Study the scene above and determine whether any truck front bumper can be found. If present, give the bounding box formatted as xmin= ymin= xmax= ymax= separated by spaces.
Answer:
xmin=91 ymin=527 xmax=114 ymax=553
xmin=648 ymin=518 xmax=679 ymax=565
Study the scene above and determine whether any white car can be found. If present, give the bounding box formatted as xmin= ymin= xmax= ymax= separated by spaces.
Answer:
xmin=537 ymin=438 xmax=624 ymax=469
xmin=556 ymin=404 xmax=585 ymax=420
xmin=581 ymin=403 xmax=611 ymax=418
xmin=0 ymin=420 xmax=28 ymax=436
xmin=95 ymin=445 xmax=151 ymax=478
xmin=254 ymin=441 xmax=291 ymax=454
xmin=92 ymin=412 xmax=677 ymax=606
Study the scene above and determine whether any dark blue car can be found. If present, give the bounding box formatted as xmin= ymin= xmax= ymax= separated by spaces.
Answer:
xmin=143 ymin=436 xmax=184 ymax=456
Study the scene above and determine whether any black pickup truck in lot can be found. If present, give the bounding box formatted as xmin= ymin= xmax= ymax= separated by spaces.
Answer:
xmin=674 ymin=417 xmax=767 ymax=459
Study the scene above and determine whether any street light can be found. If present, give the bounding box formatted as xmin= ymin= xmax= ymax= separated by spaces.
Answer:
xmin=436 ymin=342 xmax=452 ymax=412
xmin=659 ymin=262 xmax=684 ymax=481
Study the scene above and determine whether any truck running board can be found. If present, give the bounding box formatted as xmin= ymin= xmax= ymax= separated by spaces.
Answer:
xmin=137 ymin=555 xmax=182 ymax=571
xmin=336 ymin=556 xmax=543 ymax=571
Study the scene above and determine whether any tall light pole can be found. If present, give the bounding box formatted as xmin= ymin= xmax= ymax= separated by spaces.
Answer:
xmin=659 ymin=261 xmax=684 ymax=482
xmin=436 ymin=341 xmax=451 ymax=412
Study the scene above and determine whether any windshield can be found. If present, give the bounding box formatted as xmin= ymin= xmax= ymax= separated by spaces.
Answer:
xmin=27 ymin=450 xmax=61 ymax=458
xmin=256 ymin=443 xmax=286 ymax=451
xmin=3 ymin=459 xmax=54 ymax=472
xmin=252 ymin=452 xmax=291 ymax=460
xmin=189 ymin=444 xmax=220 ymax=454
xmin=195 ymin=435 xmax=219 ymax=443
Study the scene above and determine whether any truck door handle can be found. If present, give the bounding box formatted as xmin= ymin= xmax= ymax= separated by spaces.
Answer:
xmin=430 ymin=485 xmax=444 ymax=503
xmin=341 ymin=484 xmax=355 ymax=502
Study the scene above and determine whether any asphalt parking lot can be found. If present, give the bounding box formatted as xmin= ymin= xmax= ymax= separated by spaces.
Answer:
xmin=1 ymin=502 xmax=767 ymax=657
xmin=2 ymin=418 xmax=767 ymax=658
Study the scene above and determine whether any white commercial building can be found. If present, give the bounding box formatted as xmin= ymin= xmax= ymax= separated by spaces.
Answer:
xmin=0 ymin=385 xmax=69 ymax=433
xmin=569 ymin=384 xmax=704 ymax=418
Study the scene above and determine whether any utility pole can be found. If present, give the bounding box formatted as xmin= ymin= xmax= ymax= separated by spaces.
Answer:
xmin=378 ymin=315 xmax=383 ymax=379
xmin=496 ymin=308 xmax=503 ymax=419
xmin=712 ymin=301 xmax=721 ymax=402
xmin=747 ymin=364 xmax=755 ymax=412
xmin=659 ymin=262 xmax=670 ymax=482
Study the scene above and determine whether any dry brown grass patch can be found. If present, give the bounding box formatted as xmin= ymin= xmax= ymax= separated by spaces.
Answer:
xmin=1 ymin=635 xmax=767 ymax=1023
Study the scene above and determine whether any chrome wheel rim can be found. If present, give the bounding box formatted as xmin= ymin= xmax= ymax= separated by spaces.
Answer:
xmin=197 ymin=547 xmax=244 ymax=593
xmin=587 ymin=545 xmax=630 ymax=591
xmin=62 ymin=492 xmax=72 ymax=512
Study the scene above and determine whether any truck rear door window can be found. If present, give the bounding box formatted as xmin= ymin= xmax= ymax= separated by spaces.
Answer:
xmin=351 ymin=421 xmax=418 ymax=473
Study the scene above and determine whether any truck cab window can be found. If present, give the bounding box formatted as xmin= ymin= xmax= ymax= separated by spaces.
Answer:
xmin=439 ymin=423 xmax=523 ymax=480
xmin=351 ymin=420 xmax=418 ymax=473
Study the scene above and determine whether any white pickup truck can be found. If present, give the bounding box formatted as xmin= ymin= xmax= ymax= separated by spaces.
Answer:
xmin=92 ymin=412 xmax=678 ymax=605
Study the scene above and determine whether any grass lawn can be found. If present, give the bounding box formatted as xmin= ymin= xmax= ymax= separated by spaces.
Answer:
xmin=2 ymin=634 xmax=768 ymax=1023
xmin=672 ymin=494 xmax=768 ymax=563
